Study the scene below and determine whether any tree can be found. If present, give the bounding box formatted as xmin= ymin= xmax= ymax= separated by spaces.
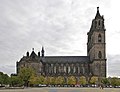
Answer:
xmin=29 ymin=75 xmax=38 ymax=86
xmin=90 ymin=76 xmax=98 ymax=84
xmin=38 ymin=76 xmax=46 ymax=84
xmin=45 ymin=76 xmax=56 ymax=85
xmin=79 ymin=76 xmax=87 ymax=85
xmin=101 ymin=77 xmax=110 ymax=86
xmin=55 ymin=76 xmax=64 ymax=85
xmin=111 ymin=77 xmax=120 ymax=87
xmin=18 ymin=67 xmax=35 ymax=87
xmin=50 ymin=77 xmax=56 ymax=85
xmin=0 ymin=72 xmax=4 ymax=85
xmin=9 ymin=76 xmax=23 ymax=87
xmin=0 ymin=72 xmax=9 ymax=85
xmin=68 ymin=76 xmax=76 ymax=85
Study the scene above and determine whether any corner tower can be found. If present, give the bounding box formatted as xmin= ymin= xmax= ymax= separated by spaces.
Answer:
xmin=87 ymin=7 xmax=106 ymax=77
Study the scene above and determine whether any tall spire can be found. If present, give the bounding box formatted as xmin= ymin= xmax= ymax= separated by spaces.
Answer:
xmin=97 ymin=7 xmax=99 ymax=12
xmin=32 ymin=48 xmax=34 ymax=51
xmin=41 ymin=46 xmax=45 ymax=57
xmin=95 ymin=7 xmax=102 ymax=19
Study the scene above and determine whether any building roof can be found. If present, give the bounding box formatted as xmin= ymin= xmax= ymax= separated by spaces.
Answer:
xmin=42 ymin=56 xmax=90 ymax=64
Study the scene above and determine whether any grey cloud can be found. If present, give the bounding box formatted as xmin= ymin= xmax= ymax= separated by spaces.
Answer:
xmin=107 ymin=54 xmax=120 ymax=77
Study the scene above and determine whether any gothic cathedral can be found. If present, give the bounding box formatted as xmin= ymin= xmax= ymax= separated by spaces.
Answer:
xmin=16 ymin=7 xmax=106 ymax=82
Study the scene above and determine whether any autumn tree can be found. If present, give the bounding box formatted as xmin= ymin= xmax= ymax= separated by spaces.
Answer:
xmin=38 ymin=76 xmax=46 ymax=84
xmin=68 ymin=76 xmax=76 ymax=85
xmin=79 ymin=76 xmax=86 ymax=85
xmin=90 ymin=76 xmax=98 ymax=84
xmin=55 ymin=76 xmax=64 ymax=85
xmin=18 ymin=67 xmax=35 ymax=87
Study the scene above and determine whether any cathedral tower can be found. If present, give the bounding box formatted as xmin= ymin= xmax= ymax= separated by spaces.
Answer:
xmin=87 ymin=7 xmax=106 ymax=77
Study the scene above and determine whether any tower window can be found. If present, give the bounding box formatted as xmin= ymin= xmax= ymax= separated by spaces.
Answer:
xmin=98 ymin=51 xmax=102 ymax=59
xmin=98 ymin=34 xmax=102 ymax=42
xmin=98 ymin=20 xmax=101 ymax=26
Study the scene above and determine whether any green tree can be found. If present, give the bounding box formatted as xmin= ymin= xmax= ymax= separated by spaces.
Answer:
xmin=0 ymin=72 xmax=9 ymax=85
xmin=101 ymin=77 xmax=110 ymax=86
xmin=79 ymin=76 xmax=87 ymax=85
xmin=10 ymin=76 xmax=23 ymax=87
xmin=111 ymin=77 xmax=120 ymax=87
xmin=0 ymin=72 xmax=4 ymax=85
xmin=18 ymin=67 xmax=35 ymax=87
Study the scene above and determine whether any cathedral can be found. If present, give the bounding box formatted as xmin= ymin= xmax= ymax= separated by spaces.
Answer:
xmin=16 ymin=7 xmax=106 ymax=82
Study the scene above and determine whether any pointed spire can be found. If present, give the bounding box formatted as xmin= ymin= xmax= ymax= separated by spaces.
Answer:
xmin=30 ymin=48 xmax=37 ymax=58
xmin=97 ymin=7 xmax=99 ymax=12
xmin=95 ymin=7 xmax=102 ymax=19
xmin=41 ymin=46 xmax=45 ymax=57
xmin=26 ymin=51 xmax=29 ymax=57
xmin=38 ymin=51 xmax=40 ymax=57
xmin=32 ymin=48 xmax=34 ymax=51
xmin=42 ymin=46 xmax=44 ymax=52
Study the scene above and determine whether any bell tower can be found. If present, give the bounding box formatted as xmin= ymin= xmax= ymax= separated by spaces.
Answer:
xmin=87 ymin=7 xmax=106 ymax=77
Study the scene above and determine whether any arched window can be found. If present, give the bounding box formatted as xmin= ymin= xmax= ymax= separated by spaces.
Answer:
xmin=54 ymin=66 xmax=56 ymax=73
xmin=73 ymin=66 xmax=76 ymax=73
xmin=68 ymin=66 xmax=70 ymax=73
xmin=64 ymin=66 xmax=66 ymax=73
xmin=98 ymin=51 xmax=102 ymax=59
xmin=98 ymin=34 xmax=102 ymax=42
xmin=98 ymin=20 xmax=101 ymax=26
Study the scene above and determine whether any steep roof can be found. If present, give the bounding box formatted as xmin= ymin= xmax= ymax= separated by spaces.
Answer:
xmin=42 ymin=56 xmax=90 ymax=64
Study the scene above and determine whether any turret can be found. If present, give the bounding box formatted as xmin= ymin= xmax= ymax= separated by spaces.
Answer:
xmin=38 ymin=51 xmax=40 ymax=57
xmin=41 ymin=46 xmax=45 ymax=57
xmin=26 ymin=51 xmax=29 ymax=57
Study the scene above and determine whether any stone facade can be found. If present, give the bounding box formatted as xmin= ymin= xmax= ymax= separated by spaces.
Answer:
xmin=16 ymin=7 xmax=106 ymax=82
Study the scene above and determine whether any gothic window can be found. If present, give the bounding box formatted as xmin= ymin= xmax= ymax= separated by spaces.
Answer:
xmin=54 ymin=66 xmax=56 ymax=73
xmin=73 ymin=66 xmax=76 ymax=73
xmin=51 ymin=64 xmax=53 ymax=73
xmin=61 ymin=64 xmax=63 ymax=73
xmin=98 ymin=51 xmax=102 ymax=59
xmin=64 ymin=66 xmax=66 ymax=73
xmin=59 ymin=65 xmax=61 ymax=73
xmin=98 ymin=20 xmax=101 ymax=26
xmin=76 ymin=67 xmax=78 ymax=74
xmin=78 ymin=66 xmax=80 ymax=73
xmin=39 ymin=67 xmax=41 ymax=72
xmin=83 ymin=67 xmax=85 ymax=74
xmin=98 ymin=34 xmax=102 ymax=42
xmin=68 ymin=66 xmax=70 ymax=73
xmin=66 ymin=66 xmax=68 ymax=74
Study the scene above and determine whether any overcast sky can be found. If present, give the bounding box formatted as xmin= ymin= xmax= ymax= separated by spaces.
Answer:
xmin=0 ymin=0 xmax=120 ymax=77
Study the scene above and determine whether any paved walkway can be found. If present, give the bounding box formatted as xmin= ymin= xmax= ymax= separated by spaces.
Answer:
xmin=0 ymin=87 xmax=120 ymax=92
